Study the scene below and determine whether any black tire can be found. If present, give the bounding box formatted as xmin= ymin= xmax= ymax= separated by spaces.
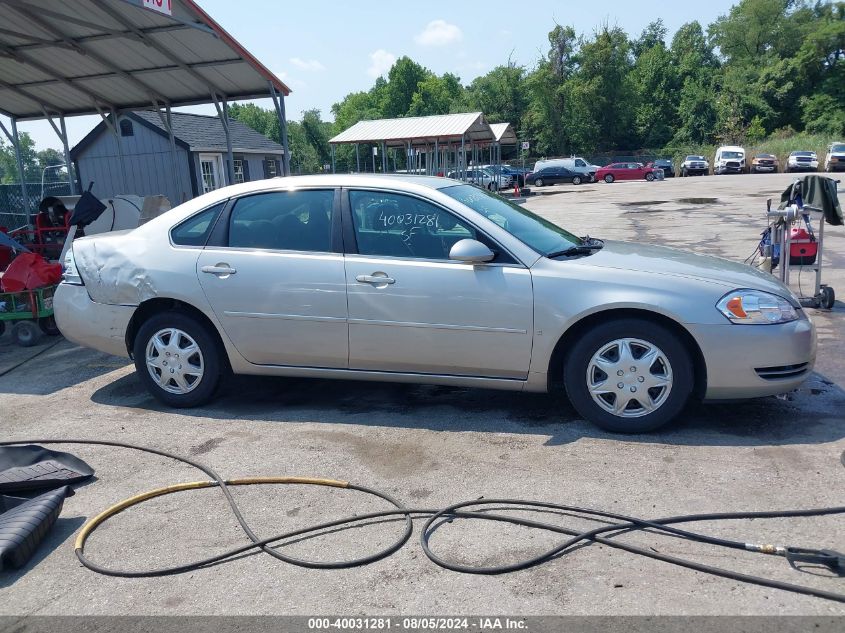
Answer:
xmin=13 ymin=321 xmax=42 ymax=348
xmin=534 ymin=178 xmax=544 ymax=187
xmin=604 ymin=174 xmax=614 ymax=183
xmin=0 ymin=321 xmax=5 ymax=337
xmin=681 ymin=168 xmax=687 ymax=177
xmin=133 ymin=310 xmax=221 ymax=408
xmin=645 ymin=172 xmax=655 ymax=182
xmin=39 ymin=316 xmax=61 ymax=336
xmin=821 ymin=286 xmax=835 ymax=310
xmin=563 ymin=318 xmax=694 ymax=433
xmin=487 ymin=182 xmax=497 ymax=191
xmin=572 ymin=175 xmax=582 ymax=185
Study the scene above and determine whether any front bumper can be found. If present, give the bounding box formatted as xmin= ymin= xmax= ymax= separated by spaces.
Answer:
xmin=54 ymin=283 xmax=135 ymax=357
xmin=688 ymin=317 xmax=816 ymax=400
xmin=753 ymin=165 xmax=776 ymax=172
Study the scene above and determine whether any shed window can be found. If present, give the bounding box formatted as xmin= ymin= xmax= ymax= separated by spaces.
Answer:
xmin=120 ymin=119 xmax=134 ymax=137
xmin=264 ymin=158 xmax=278 ymax=178
xmin=233 ymin=158 xmax=246 ymax=184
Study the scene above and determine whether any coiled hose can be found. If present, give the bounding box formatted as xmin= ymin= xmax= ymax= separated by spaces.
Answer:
xmin=2 ymin=439 xmax=843 ymax=603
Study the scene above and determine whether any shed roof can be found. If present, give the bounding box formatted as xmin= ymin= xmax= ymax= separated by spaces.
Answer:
xmin=0 ymin=0 xmax=290 ymax=121
xmin=329 ymin=112 xmax=496 ymax=147
xmin=71 ymin=110 xmax=285 ymax=157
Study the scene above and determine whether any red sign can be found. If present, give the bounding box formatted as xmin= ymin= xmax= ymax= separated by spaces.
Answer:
xmin=142 ymin=0 xmax=172 ymax=16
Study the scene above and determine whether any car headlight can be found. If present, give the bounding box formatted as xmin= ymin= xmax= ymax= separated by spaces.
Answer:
xmin=716 ymin=290 xmax=798 ymax=324
xmin=62 ymin=248 xmax=84 ymax=285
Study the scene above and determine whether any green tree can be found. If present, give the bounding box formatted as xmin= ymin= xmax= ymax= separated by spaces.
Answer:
xmin=566 ymin=25 xmax=636 ymax=151
xmin=629 ymin=36 xmax=675 ymax=148
xmin=464 ymin=63 xmax=528 ymax=125
xmin=409 ymin=73 xmax=464 ymax=116
xmin=381 ymin=57 xmax=430 ymax=118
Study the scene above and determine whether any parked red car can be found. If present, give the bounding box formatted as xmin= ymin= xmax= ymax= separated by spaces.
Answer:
xmin=595 ymin=162 xmax=658 ymax=183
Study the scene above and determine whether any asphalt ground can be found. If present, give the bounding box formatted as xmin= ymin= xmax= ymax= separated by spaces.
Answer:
xmin=0 ymin=172 xmax=843 ymax=616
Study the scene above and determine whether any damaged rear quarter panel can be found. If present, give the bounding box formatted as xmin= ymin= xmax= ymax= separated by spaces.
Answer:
xmin=73 ymin=229 xmax=203 ymax=308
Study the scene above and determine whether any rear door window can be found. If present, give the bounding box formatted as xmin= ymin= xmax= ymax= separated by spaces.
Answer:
xmin=227 ymin=190 xmax=334 ymax=252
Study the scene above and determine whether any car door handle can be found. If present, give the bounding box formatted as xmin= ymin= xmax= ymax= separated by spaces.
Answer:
xmin=201 ymin=264 xmax=237 ymax=276
xmin=356 ymin=274 xmax=395 ymax=285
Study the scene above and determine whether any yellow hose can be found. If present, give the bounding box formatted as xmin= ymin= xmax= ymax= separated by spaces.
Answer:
xmin=74 ymin=477 xmax=349 ymax=551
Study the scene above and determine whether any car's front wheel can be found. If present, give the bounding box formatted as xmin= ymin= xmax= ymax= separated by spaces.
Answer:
xmin=563 ymin=318 xmax=694 ymax=433
xmin=534 ymin=178 xmax=544 ymax=187
xmin=604 ymin=174 xmax=614 ymax=183
xmin=133 ymin=311 xmax=221 ymax=408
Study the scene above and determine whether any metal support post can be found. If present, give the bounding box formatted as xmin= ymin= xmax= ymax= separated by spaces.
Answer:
xmin=356 ymin=144 xmax=360 ymax=172
xmin=269 ymin=82 xmax=291 ymax=176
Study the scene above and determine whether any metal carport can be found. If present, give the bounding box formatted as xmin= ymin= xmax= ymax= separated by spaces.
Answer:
xmin=328 ymin=112 xmax=503 ymax=180
xmin=0 ymin=0 xmax=291 ymax=224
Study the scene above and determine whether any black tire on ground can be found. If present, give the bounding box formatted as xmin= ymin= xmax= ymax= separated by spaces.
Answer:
xmin=13 ymin=320 xmax=42 ymax=347
xmin=487 ymin=182 xmax=497 ymax=191
xmin=572 ymin=175 xmax=582 ymax=185
xmin=681 ymin=169 xmax=687 ymax=177
xmin=645 ymin=172 xmax=655 ymax=181
xmin=0 ymin=321 xmax=5 ymax=337
xmin=534 ymin=178 xmax=544 ymax=187
xmin=563 ymin=318 xmax=694 ymax=433
xmin=133 ymin=310 xmax=222 ymax=408
xmin=604 ymin=174 xmax=614 ymax=183
xmin=39 ymin=316 xmax=61 ymax=336
xmin=821 ymin=286 xmax=835 ymax=310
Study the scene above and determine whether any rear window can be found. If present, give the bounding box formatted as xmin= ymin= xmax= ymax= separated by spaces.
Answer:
xmin=171 ymin=202 xmax=224 ymax=246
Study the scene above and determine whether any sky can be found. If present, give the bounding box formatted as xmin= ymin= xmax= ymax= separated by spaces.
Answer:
xmin=14 ymin=0 xmax=740 ymax=152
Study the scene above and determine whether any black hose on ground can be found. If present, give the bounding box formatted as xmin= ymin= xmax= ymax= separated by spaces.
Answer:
xmin=1 ymin=439 xmax=842 ymax=603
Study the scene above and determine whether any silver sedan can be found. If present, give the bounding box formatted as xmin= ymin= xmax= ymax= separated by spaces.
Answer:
xmin=54 ymin=175 xmax=816 ymax=433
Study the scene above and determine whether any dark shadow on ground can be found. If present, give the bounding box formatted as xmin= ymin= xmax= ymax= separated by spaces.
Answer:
xmin=0 ymin=340 xmax=128 ymax=395
xmin=90 ymin=369 xmax=845 ymax=448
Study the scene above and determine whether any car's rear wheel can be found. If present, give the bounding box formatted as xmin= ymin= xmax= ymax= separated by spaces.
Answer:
xmin=487 ymin=182 xmax=498 ymax=191
xmin=133 ymin=311 xmax=221 ymax=408
xmin=645 ymin=172 xmax=655 ymax=182
xmin=572 ymin=175 xmax=582 ymax=185
xmin=563 ymin=318 xmax=693 ymax=433
xmin=604 ymin=174 xmax=614 ymax=183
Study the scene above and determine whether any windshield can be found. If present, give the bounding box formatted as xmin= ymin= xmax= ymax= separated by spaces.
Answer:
xmin=686 ymin=155 xmax=705 ymax=161
xmin=832 ymin=144 xmax=845 ymax=153
xmin=441 ymin=184 xmax=579 ymax=255
xmin=793 ymin=152 xmax=815 ymax=156
xmin=721 ymin=151 xmax=744 ymax=159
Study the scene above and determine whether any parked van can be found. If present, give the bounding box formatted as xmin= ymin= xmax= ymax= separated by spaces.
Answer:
xmin=532 ymin=157 xmax=596 ymax=180
xmin=713 ymin=146 xmax=746 ymax=174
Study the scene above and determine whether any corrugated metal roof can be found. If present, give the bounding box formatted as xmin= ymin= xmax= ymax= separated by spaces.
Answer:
xmin=0 ymin=0 xmax=290 ymax=120
xmin=489 ymin=122 xmax=517 ymax=144
xmin=329 ymin=112 xmax=496 ymax=146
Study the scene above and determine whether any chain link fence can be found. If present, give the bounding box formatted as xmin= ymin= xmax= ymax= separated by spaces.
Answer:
xmin=0 ymin=180 xmax=72 ymax=230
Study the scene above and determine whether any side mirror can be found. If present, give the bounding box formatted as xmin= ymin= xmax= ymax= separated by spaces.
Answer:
xmin=449 ymin=239 xmax=495 ymax=264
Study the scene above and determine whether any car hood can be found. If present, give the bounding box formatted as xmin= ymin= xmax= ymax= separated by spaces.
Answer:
xmin=562 ymin=240 xmax=796 ymax=300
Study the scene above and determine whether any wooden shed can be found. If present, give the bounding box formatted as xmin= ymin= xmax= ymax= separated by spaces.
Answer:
xmin=71 ymin=111 xmax=286 ymax=204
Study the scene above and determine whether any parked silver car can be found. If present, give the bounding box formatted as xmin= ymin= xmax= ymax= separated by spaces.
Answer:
xmin=55 ymin=175 xmax=816 ymax=433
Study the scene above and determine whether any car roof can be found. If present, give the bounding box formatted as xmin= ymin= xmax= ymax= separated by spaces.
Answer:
xmin=138 ymin=174 xmax=465 ymax=231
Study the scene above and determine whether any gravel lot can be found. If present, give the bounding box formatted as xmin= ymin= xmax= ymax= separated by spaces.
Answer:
xmin=1 ymin=173 xmax=843 ymax=616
